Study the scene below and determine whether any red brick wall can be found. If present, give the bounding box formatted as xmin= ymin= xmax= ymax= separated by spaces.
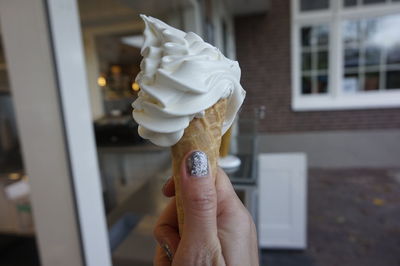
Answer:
xmin=234 ymin=0 xmax=400 ymax=133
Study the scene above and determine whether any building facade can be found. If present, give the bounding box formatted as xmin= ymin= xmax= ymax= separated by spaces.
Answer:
xmin=235 ymin=0 xmax=400 ymax=168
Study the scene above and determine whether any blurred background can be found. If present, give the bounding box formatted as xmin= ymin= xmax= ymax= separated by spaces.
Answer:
xmin=0 ymin=0 xmax=399 ymax=265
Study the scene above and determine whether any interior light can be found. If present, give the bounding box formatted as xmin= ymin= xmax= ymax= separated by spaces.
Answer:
xmin=8 ymin=173 xmax=20 ymax=180
xmin=97 ymin=76 xmax=106 ymax=87
xmin=111 ymin=65 xmax=122 ymax=74
xmin=132 ymin=82 xmax=140 ymax=91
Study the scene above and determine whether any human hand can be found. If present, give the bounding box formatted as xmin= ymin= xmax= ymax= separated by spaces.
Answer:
xmin=154 ymin=150 xmax=259 ymax=266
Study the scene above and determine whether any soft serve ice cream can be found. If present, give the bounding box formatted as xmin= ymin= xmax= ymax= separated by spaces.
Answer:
xmin=132 ymin=15 xmax=246 ymax=147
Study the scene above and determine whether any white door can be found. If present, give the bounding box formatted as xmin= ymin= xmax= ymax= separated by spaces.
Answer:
xmin=258 ymin=153 xmax=307 ymax=249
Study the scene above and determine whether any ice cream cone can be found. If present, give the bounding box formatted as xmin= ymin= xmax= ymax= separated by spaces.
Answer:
xmin=171 ymin=98 xmax=228 ymax=234
xmin=219 ymin=127 xmax=232 ymax=158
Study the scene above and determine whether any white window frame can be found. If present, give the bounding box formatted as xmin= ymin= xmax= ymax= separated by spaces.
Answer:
xmin=291 ymin=0 xmax=400 ymax=111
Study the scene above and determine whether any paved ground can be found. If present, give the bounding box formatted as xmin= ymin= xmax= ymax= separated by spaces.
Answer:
xmin=1 ymin=168 xmax=400 ymax=266
xmin=262 ymin=168 xmax=400 ymax=266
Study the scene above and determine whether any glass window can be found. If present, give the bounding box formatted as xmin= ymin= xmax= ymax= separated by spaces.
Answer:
xmin=300 ymin=24 xmax=330 ymax=95
xmin=302 ymin=76 xmax=312 ymax=94
xmin=300 ymin=0 xmax=330 ymax=11
xmin=363 ymin=0 xmax=386 ymax=4
xmin=317 ymin=75 xmax=329 ymax=93
xmin=387 ymin=45 xmax=400 ymax=64
xmin=344 ymin=0 xmax=358 ymax=6
xmin=364 ymin=72 xmax=380 ymax=90
xmin=343 ymin=20 xmax=361 ymax=46
xmin=386 ymin=70 xmax=400 ymax=89
xmin=344 ymin=0 xmax=397 ymax=7
xmin=342 ymin=14 xmax=400 ymax=92
xmin=318 ymin=51 xmax=328 ymax=69
xmin=343 ymin=73 xmax=360 ymax=93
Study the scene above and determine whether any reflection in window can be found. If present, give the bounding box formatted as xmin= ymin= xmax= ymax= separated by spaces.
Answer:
xmin=363 ymin=0 xmax=386 ymax=4
xmin=387 ymin=70 xmax=400 ymax=89
xmin=343 ymin=73 xmax=360 ymax=93
xmin=364 ymin=72 xmax=380 ymax=91
xmin=344 ymin=0 xmax=358 ymax=7
xmin=300 ymin=0 xmax=329 ymax=11
xmin=300 ymin=25 xmax=329 ymax=95
xmin=345 ymin=0 xmax=400 ymax=7
xmin=342 ymin=14 xmax=400 ymax=92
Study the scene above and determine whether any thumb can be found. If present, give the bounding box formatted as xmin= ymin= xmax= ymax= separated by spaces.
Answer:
xmin=180 ymin=150 xmax=218 ymax=240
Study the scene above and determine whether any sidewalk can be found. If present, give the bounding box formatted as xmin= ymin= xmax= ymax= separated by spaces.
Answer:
xmin=262 ymin=168 xmax=400 ymax=266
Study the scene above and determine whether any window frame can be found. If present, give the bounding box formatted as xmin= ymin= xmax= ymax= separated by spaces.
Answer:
xmin=291 ymin=0 xmax=400 ymax=111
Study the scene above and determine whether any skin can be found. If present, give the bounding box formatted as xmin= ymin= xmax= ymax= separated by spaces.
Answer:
xmin=153 ymin=150 xmax=259 ymax=266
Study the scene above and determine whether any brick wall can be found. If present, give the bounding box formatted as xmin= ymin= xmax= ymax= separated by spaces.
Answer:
xmin=234 ymin=0 xmax=400 ymax=133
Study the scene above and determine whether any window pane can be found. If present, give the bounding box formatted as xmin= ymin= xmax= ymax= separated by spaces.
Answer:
xmin=364 ymin=72 xmax=380 ymax=91
xmin=365 ymin=46 xmax=381 ymax=66
xmin=344 ymin=0 xmax=358 ymax=6
xmin=317 ymin=75 xmax=328 ymax=93
xmin=344 ymin=48 xmax=359 ymax=67
xmin=343 ymin=14 xmax=400 ymax=92
xmin=344 ymin=73 xmax=360 ymax=93
xmin=302 ymin=76 xmax=312 ymax=94
xmin=315 ymin=25 xmax=329 ymax=46
xmin=387 ymin=45 xmax=400 ymax=64
xmin=318 ymin=51 xmax=328 ymax=70
xmin=343 ymin=21 xmax=361 ymax=46
xmin=300 ymin=0 xmax=329 ymax=11
xmin=386 ymin=70 xmax=400 ymax=89
xmin=302 ymin=52 xmax=312 ymax=70
xmin=301 ymin=27 xmax=312 ymax=47
xmin=300 ymin=24 xmax=330 ymax=95
xmin=364 ymin=18 xmax=380 ymax=45
xmin=363 ymin=0 xmax=386 ymax=4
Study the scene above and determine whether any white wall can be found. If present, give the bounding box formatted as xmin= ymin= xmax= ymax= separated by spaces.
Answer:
xmin=259 ymin=130 xmax=400 ymax=168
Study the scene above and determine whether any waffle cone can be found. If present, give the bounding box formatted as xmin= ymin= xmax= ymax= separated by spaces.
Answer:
xmin=219 ymin=127 xmax=232 ymax=157
xmin=171 ymin=98 xmax=228 ymax=234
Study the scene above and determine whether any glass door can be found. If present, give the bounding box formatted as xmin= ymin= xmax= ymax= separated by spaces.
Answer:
xmin=1 ymin=0 xmax=237 ymax=265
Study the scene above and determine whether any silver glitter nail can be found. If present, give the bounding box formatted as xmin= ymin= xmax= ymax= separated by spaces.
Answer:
xmin=161 ymin=243 xmax=173 ymax=261
xmin=187 ymin=151 xmax=209 ymax=177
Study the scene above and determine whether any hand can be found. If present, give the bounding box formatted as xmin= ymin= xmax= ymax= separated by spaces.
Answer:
xmin=154 ymin=150 xmax=259 ymax=266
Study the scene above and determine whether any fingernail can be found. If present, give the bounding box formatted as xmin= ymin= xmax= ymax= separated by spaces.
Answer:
xmin=187 ymin=151 xmax=209 ymax=177
xmin=161 ymin=242 xmax=173 ymax=261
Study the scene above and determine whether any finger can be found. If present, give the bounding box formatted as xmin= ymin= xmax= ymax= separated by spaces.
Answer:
xmin=215 ymin=167 xmax=243 ymax=213
xmin=162 ymin=177 xmax=175 ymax=197
xmin=180 ymin=150 xmax=218 ymax=240
xmin=154 ymin=199 xmax=180 ymax=259
xmin=154 ymin=245 xmax=172 ymax=266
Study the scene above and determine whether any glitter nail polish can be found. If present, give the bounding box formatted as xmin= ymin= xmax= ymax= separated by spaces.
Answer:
xmin=187 ymin=151 xmax=209 ymax=177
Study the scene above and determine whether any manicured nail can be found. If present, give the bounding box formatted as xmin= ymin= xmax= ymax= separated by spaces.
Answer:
xmin=161 ymin=242 xmax=173 ymax=261
xmin=187 ymin=151 xmax=209 ymax=177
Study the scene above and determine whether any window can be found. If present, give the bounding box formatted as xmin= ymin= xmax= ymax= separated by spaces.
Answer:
xmin=300 ymin=0 xmax=330 ymax=11
xmin=292 ymin=0 xmax=400 ymax=110
xmin=301 ymin=25 xmax=330 ymax=94
xmin=343 ymin=15 xmax=400 ymax=93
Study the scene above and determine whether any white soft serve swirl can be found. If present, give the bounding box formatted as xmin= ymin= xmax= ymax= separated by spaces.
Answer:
xmin=132 ymin=15 xmax=246 ymax=147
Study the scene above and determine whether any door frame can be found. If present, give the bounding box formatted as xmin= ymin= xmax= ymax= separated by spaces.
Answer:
xmin=0 ymin=0 xmax=111 ymax=265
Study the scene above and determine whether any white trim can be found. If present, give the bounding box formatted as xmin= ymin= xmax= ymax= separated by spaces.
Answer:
xmin=0 ymin=0 xmax=112 ymax=265
xmin=293 ymin=90 xmax=400 ymax=110
xmin=46 ymin=0 xmax=112 ymax=265
xmin=291 ymin=0 xmax=400 ymax=111
xmin=0 ymin=0 xmax=85 ymax=265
